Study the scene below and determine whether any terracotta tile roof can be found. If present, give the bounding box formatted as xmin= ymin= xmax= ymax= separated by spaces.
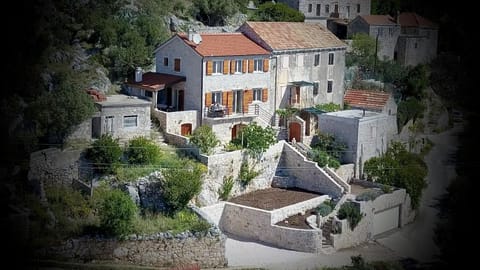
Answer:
xmin=243 ymin=22 xmax=346 ymax=51
xmin=344 ymin=89 xmax=391 ymax=111
xmin=360 ymin=15 xmax=397 ymax=25
xmin=126 ymin=72 xmax=185 ymax=91
xmin=85 ymin=88 xmax=106 ymax=101
xmin=178 ymin=33 xmax=269 ymax=57
xmin=398 ymin=12 xmax=437 ymax=28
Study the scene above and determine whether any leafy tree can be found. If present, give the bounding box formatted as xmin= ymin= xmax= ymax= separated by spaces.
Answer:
xmin=371 ymin=0 xmax=401 ymax=16
xmin=235 ymin=122 xmax=276 ymax=158
xmin=338 ymin=202 xmax=362 ymax=229
xmin=190 ymin=125 xmax=220 ymax=155
xmin=347 ymin=33 xmax=376 ymax=69
xmin=397 ymin=98 xmax=426 ymax=128
xmin=99 ymin=189 xmax=137 ymax=236
xmin=218 ymin=175 xmax=235 ymax=201
xmin=364 ymin=142 xmax=427 ymax=208
xmin=87 ymin=134 xmax=123 ymax=174
xmin=402 ymin=64 xmax=429 ymax=100
xmin=126 ymin=137 xmax=161 ymax=165
xmin=308 ymin=148 xmax=341 ymax=169
xmin=311 ymin=132 xmax=347 ymax=161
xmin=162 ymin=161 xmax=206 ymax=214
xmin=192 ymin=0 xmax=239 ymax=26
xmin=238 ymin=159 xmax=260 ymax=186
xmin=250 ymin=2 xmax=305 ymax=22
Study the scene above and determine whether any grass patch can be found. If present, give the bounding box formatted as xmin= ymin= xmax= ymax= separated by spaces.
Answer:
xmin=133 ymin=209 xmax=211 ymax=235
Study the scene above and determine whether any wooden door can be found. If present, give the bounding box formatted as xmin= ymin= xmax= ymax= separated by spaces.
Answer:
xmin=289 ymin=122 xmax=301 ymax=142
xmin=181 ymin=123 xmax=192 ymax=136
xmin=178 ymin=90 xmax=184 ymax=111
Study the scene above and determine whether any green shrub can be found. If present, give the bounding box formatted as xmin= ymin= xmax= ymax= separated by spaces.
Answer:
xmin=126 ymin=137 xmax=161 ymax=164
xmin=133 ymin=209 xmax=211 ymax=235
xmin=238 ymin=160 xmax=259 ymax=186
xmin=316 ymin=201 xmax=333 ymax=217
xmin=381 ymin=185 xmax=394 ymax=194
xmin=337 ymin=202 xmax=362 ymax=230
xmin=308 ymin=148 xmax=341 ymax=169
xmin=224 ymin=141 xmax=242 ymax=152
xmin=162 ymin=161 xmax=205 ymax=213
xmin=99 ymin=189 xmax=137 ymax=236
xmin=356 ymin=189 xmax=383 ymax=201
xmin=190 ymin=125 xmax=220 ymax=155
xmin=218 ymin=175 xmax=235 ymax=201
xmin=87 ymin=134 xmax=123 ymax=174
xmin=315 ymin=103 xmax=342 ymax=112
xmin=114 ymin=164 xmax=158 ymax=183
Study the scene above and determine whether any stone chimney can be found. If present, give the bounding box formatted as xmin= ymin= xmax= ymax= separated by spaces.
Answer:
xmin=188 ymin=29 xmax=194 ymax=42
xmin=135 ymin=67 xmax=142 ymax=82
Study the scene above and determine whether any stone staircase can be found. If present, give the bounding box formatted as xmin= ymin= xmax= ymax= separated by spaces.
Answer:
xmin=150 ymin=120 xmax=166 ymax=145
xmin=276 ymin=127 xmax=288 ymax=141
xmin=321 ymin=216 xmax=335 ymax=249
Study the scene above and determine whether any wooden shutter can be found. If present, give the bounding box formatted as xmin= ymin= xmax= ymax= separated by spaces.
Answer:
xmin=263 ymin=59 xmax=269 ymax=72
xmin=248 ymin=59 xmax=254 ymax=73
xmin=262 ymin=88 xmax=268 ymax=102
xmin=223 ymin=60 xmax=229 ymax=74
xmin=243 ymin=89 xmax=253 ymax=113
xmin=223 ymin=91 xmax=233 ymax=115
xmin=242 ymin=59 xmax=248 ymax=73
xmin=205 ymin=92 xmax=212 ymax=107
xmin=206 ymin=61 xmax=213 ymax=76
xmin=230 ymin=60 xmax=235 ymax=74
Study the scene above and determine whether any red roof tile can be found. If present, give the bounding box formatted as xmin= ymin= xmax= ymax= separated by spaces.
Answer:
xmin=243 ymin=22 xmax=346 ymax=50
xmin=344 ymin=89 xmax=391 ymax=111
xmin=179 ymin=33 xmax=269 ymax=57
xmin=126 ymin=72 xmax=185 ymax=91
xmin=360 ymin=15 xmax=397 ymax=25
xmin=398 ymin=12 xmax=437 ymax=28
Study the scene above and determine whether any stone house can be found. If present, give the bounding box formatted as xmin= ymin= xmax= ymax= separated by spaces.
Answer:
xmin=348 ymin=12 xmax=438 ymax=65
xmin=69 ymin=94 xmax=151 ymax=141
xmin=151 ymin=31 xmax=271 ymax=143
xmin=396 ymin=12 xmax=438 ymax=66
xmin=343 ymin=89 xmax=397 ymax=139
xmin=347 ymin=15 xmax=401 ymax=61
xmin=318 ymin=109 xmax=390 ymax=177
xmin=239 ymin=21 xmax=347 ymax=143
xmin=277 ymin=0 xmax=371 ymax=21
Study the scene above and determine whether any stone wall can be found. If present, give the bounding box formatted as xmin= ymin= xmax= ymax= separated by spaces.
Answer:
xmin=99 ymin=105 xmax=151 ymax=140
xmin=203 ymin=115 xmax=257 ymax=144
xmin=68 ymin=118 xmax=93 ymax=141
xmin=335 ymin=164 xmax=355 ymax=182
xmin=270 ymin=195 xmax=330 ymax=223
xmin=197 ymin=141 xmax=284 ymax=206
xmin=220 ymin=202 xmax=323 ymax=253
xmin=37 ymin=230 xmax=227 ymax=268
xmin=153 ymin=109 xmax=197 ymax=136
xmin=279 ymin=143 xmax=344 ymax=197
xmin=28 ymin=148 xmax=90 ymax=187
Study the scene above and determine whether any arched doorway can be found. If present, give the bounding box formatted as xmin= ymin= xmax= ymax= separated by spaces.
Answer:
xmin=231 ymin=123 xmax=247 ymax=140
xmin=181 ymin=123 xmax=192 ymax=136
xmin=289 ymin=122 xmax=301 ymax=142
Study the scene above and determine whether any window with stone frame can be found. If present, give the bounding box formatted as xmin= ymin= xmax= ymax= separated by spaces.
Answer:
xmin=253 ymin=88 xmax=262 ymax=101
xmin=235 ymin=60 xmax=243 ymax=73
xmin=253 ymin=59 xmax=263 ymax=72
xmin=174 ymin=58 xmax=181 ymax=72
xmin=327 ymin=80 xmax=333 ymax=93
xmin=328 ymin=53 xmax=334 ymax=65
xmin=308 ymin=4 xmax=312 ymax=12
xmin=314 ymin=54 xmax=320 ymax=66
xmin=124 ymin=115 xmax=138 ymax=128
xmin=213 ymin=60 xmax=223 ymax=74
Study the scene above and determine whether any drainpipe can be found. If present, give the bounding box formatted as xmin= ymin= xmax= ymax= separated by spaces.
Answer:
xmin=200 ymin=58 xmax=204 ymax=126
xmin=273 ymin=55 xmax=279 ymax=126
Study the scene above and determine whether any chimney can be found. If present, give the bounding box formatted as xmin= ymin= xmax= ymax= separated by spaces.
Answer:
xmin=135 ymin=67 xmax=143 ymax=82
xmin=188 ymin=29 xmax=194 ymax=42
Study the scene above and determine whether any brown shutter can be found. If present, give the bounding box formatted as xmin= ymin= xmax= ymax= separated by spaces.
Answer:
xmin=205 ymin=92 xmax=212 ymax=107
xmin=262 ymin=88 xmax=268 ymax=102
xmin=206 ymin=61 xmax=213 ymax=76
xmin=248 ymin=59 xmax=254 ymax=73
xmin=223 ymin=60 xmax=229 ymax=74
xmin=230 ymin=60 xmax=235 ymax=74
xmin=263 ymin=59 xmax=269 ymax=72
xmin=226 ymin=91 xmax=233 ymax=115
xmin=243 ymin=89 xmax=253 ymax=113
xmin=242 ymin=59 xmax=248 ymax=73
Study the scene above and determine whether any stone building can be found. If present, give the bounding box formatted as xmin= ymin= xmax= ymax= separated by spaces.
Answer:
xmin=69 ymin=94 xmax=151 ymax=141
xmin=348 ymin=12 xmax=438 ymax=65
xmin=318 ymin=109 xmax=390 ymax=177
xmin=277 ymin=0 xmax=371 ymax=21
xmin=239 ymin=21 xmax=347 ymax=143
xmin=347 ymin=15 xmax=401 ymax=61
xmin=152 ymin=31 xmax=271 ymax=143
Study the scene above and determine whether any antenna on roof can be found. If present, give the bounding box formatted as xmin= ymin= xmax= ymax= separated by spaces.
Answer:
xmin=192 ymin=33 xmax=202 ymax=45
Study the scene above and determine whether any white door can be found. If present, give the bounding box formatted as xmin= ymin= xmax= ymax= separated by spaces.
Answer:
xmin=104 ymin=116 xmax=114 ymax=135
xmin=373 ymin=206 xmax=400 ymax=236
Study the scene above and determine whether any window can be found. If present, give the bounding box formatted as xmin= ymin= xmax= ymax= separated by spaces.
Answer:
xmin=314 ymin=54 xmax=320 ymax=66
xmin=308 ymin=4 xmax=312 ymax=12
xmin=316 ymin=4 xmax=321 ymax=16
xmin=378 ymin=28 xmax=383 ymax=36
xmin=212 ymin=92 xmax=222 ymax=104
xmin=174 ymin=58 xmax=181 ymax=72
xmin=163 ymin=57 xmax=168 ymax=66
xmin=389 ymin=27 xmax=393 ymax=36
xmin=325 ymin=4 xmax=329 ymax=13
xmin=297 ymin=54 xmax=304 ymax=67
xmin=328 ymin=53 xmax=334 ymax=65
xmin=124 ymin=115 xmax=138 ymax=128
xmin=291 ymin=87 xmax=300 ymax=104
xmin=233 ymin=90 xmax=243 ymax=113
xmin=371 ymin=126 xmax=377 ymax=138
xmin=334 ymin=4 xmax=338 ymax=13
xmin=313 ymin=82 xmax=319 ymax=95
xmin=327 ymin=80 xmax=333 ymax=93
xmin=346 ymin=6 xmax=350 ymax=17
xmin=213 ymin=60 xmax=223 ymax=74
xmin=357 ymin=4 xmax=360 ymax=13
xmin=235 ymin=60 xmax=243 ymax=73
xmin=414 ymin=42 xmax=418 ymax=49
xmin=282 ymin=55 xmax=289 ymax=69
xmin=253 ymin=59 xmax=263 ymax=72
xmin=253 ymin=89 xmax=262 ymax=101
